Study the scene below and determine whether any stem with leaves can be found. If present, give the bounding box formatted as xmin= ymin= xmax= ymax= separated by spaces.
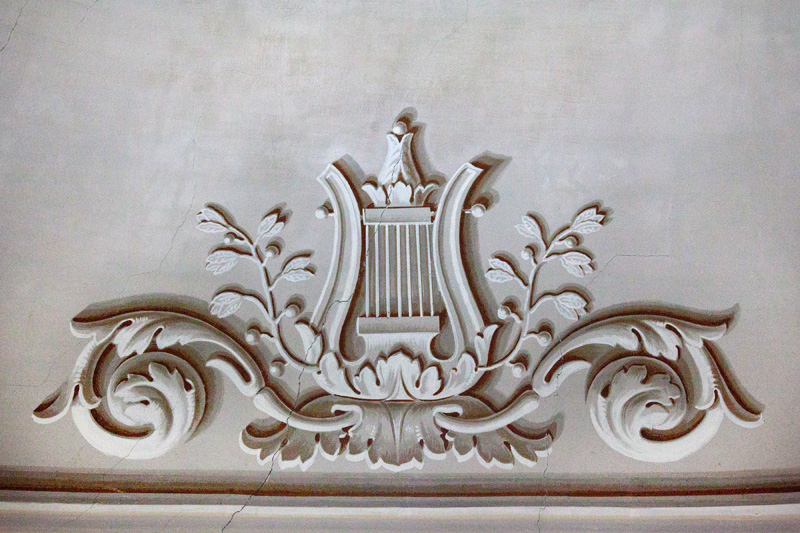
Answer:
xmin=226 ymin=224 xmax=277 ymax=322
xmin=198 ymin=205 xmax=318 ymax=372
xmin=524 ymin=226 xmax=576 ymax=328
xmin=480 ymin=206 xmax=607 ymax=373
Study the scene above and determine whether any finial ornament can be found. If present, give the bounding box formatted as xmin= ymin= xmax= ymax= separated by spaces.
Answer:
xmin=33 ymin=114 xmax=762 ymax=471
xmin=362 ymin=120 xmax=437 ymax=208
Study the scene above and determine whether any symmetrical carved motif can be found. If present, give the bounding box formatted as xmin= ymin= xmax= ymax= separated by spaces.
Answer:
xmin=33 ymin=114 xmax=763 ymax=471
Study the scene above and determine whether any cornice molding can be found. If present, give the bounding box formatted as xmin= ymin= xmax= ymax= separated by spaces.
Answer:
xmin=3 ymin=468 xmax=800 ymax=502
xmin=2 ymin=499 xmax=798 ymax=532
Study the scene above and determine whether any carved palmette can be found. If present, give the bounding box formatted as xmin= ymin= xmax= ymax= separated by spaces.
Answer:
xmin=33 ymin=114 xmax=762 ymax=471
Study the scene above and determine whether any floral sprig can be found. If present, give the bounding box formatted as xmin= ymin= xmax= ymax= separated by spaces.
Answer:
xmin=196 ymin=204 xmax=318 ymax=371
xmin=481 ymin=205 xmax=607 ymax=373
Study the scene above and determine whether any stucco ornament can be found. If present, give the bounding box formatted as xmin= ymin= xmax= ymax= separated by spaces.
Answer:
xmin=33 ymin=114 xmax=762 ymax=471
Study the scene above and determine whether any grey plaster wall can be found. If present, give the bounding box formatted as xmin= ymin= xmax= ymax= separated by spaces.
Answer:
xmin=0 ymin=1 xmax=798 ymax=485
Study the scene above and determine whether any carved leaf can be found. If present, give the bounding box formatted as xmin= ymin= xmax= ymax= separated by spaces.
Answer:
xmin=243 ymin=394 xmax=361 ymax=469
xmin=485 ymin=269 xmax=515 ymax=283
xmin=196 ymin=222 xmax=228 ymax=233
xmin=361 ymin=182 xmax=387 ymax=207
xmin=417 ymin=365 xmax=442 ymax=397
xmin=111 ymin=317 xmax=158 ymax=357
xmin=377 ymin=135 xmax=402 ymax=185
xmin=295 ymin=321 xmax=323 ymax=363
xmin=196 ymin=206 xmax=227 ymax=225
xmin=345 ymin=400 xmax=444 ymax=470
xmin=560 ymin=251 xmax=593 ymax=277
xmin=257 ymin=213 xmax=278 ymax=239
xmin=114 ymin=362 xmax=196 ymax=426
xmin=572 ymin=207 xmax=605 ymax=234
xmin=488 ymin=257 xmax=515 ymax=275
xmin=354 ymin=358 xmax=406 ymax=398
xmin=438 ymin=352 xmax=479 ymax=398
xmin=608 ymin=365 xmax=680 ymax=425
xmin=515 ymin=215 xmax=546 ymax=252
xmin=398 ymin=132 xmax=421 ymax=188
xmin=283 ymin=255 xmax=311 ymax=272
xmin=316 ymin=352 xmax=351 ymax=396
xmin=443 ymin=395 xmax=552 ymax=468
xmin=245 ymin=393 xmax=552 ymax=472
xmin=388 ymin=181 xmax=413 ymax=205
xmin=241 ymin=422 xmax=292 ymax=465
xmin=474 ymin=325 xmax=499 ymax=365
xmin=413 ymin=183 xmax=438 ymax=205
xmin=196 ymin=207 xmax=229 ymax=233
xmin=283 ymin=268 xmax=314 ymax=282
xmin=279 ymin=426 xmax=326 ymax=469
xmin=206 ymin=250 xmax=241 ymax=275
xmin=264 ymin=221 xmax=284 ymax=239
xmin=554 ymin=291 xmax=588 ymax=320
xmin=209 ymin=292 xmax=243 ymax=318
xmin=318 ymin=351 xmax=477 ymax=401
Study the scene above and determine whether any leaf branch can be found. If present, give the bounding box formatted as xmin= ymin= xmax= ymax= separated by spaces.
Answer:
xmin=198 ymin=205 xmax=320 ymax=372
xmin=480 ymin=206 xmax=607 ymax=374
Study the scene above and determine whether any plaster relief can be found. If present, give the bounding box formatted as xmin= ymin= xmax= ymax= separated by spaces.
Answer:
xmin=33 ymin=114 xmax=763 ymax=471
